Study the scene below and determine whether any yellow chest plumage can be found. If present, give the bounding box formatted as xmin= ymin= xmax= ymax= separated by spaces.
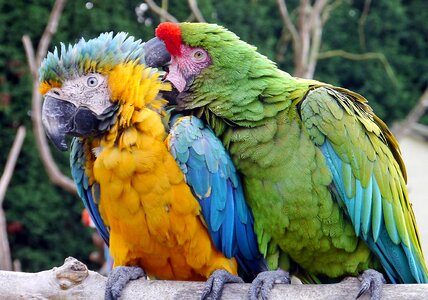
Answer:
xmin=86 ymin=108 xmax=236 ymax=280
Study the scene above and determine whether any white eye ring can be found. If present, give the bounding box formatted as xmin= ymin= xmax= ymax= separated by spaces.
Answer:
xmin=87 ymin=76 xmax=98 ymax=87
xmin=192 ymin=49 xmax=206 ymax=62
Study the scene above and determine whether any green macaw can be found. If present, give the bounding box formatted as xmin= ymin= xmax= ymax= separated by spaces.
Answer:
xmin=144 ymin=22 xmax=428 ymax=299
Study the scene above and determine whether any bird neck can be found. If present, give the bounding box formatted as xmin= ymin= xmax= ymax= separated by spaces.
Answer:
xmin=85 ymin=63 xmax=170 ymax=149
xmin=186 ymin=69 xmax=313 ymax=136
xmin=107 ymin=62 xmax=170 ymax=128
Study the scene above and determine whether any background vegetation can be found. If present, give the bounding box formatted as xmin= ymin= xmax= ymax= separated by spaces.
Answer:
xmin=0 ymin=0 xmax=426 ymax=271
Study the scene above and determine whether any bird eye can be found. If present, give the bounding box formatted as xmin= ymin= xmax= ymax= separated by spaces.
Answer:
xmin=192 ymin=50 xmax=206 ymax=62
xmin=87 ymin=76 xmax=98 ymax=87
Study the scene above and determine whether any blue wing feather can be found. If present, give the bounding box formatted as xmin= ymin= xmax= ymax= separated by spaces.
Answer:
xmin=70 ymin=138 xmax=110 ymax=245
xmin=361 ymin=177 xmax=373 ymax=238
xmin=320 ymin=140 xmax=425 ymax=283
xmin=371 ymin=177 xmax=382 ymax=242
xmin=168 ymin=115 xmax=267 ymax=279
xmin=354 ymin=180 xmax=363 ymax=236
xmin=221 ymin=183 xmax=235 ymax=256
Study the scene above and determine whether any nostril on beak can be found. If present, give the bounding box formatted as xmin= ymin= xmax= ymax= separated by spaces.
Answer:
xmin=53 ymin=90 xmax=60 ymax=96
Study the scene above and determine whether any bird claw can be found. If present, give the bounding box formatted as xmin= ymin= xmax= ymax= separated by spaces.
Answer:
xmin=248 ymin=269 xmax=290 ymax=300
xmin=200 ymin=269 xmax=244 ymax=300
xmin=105 ymin=266 xmax=146 ymax=300
xmin=356 ymin=269 xmax=386 ymax=300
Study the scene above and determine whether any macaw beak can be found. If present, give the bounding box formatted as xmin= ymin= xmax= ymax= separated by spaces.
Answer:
xmin=143 ymin=37 xmax=171 ymax=68
xmin=144 ymin=37 xmax=181 ymax=105
xmin=42 ymin=95 xmax=101 ymax=151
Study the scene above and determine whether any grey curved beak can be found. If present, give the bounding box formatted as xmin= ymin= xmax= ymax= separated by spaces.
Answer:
xmin=143 ymin=37 xmax=171 ymax=68
xmin=42 ymin=95 xmax=103 ymax=151
xmin=42 ymin=95 xmax=77 ymax=151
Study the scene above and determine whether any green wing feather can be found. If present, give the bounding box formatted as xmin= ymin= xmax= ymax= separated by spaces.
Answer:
xmin=300 ymin=85 xmax=428 ymax=283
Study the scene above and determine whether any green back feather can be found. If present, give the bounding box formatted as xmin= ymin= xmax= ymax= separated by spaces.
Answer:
xmin=178 ymin=23 xmax=311 ymax=129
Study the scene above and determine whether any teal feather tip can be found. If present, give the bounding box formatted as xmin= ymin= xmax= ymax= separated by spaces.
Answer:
xmin=39 ymin=32 xmax=146 ymax=83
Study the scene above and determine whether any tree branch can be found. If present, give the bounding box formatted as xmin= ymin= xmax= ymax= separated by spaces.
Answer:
xmin=301 ymin=0 xmax=328 ymax=78
xmin=321 ymin=0 xmax=343 ymax=25
xmin=188 ymin=0 xmax=206 ymax=23
xmin=0 ymin=257 xmax=427 ymax=299
xmin=306 ymin=9 xmax=323 ymax=79
xmin=0 ymin=126 xmax=26 ymax=271
xmin=292 ymin=0 xmax=329 ymax=78
xmin=160 ymin=0 xmax=169 ymax=22
xmin=276 ymin=0 xmax=300 ymax=53
xmin=22 ymin=0 xmax=77 ymax=195
xmin=294 ymin=0 xmax=312 ymax=77
xmin=22 ymin=37 xmax=37 ymax=77
xmin=36 ymin=0 xmax=67 ymax=67
xmin=0 ymin=126 xmax=26 ymax=205
xmin=310 ymin=0 xmax=328 ymax=29
xmin=275 ymin=29 xmax=292 ymax=63
xmin=358 ymin=0 xmax=372 ymax=50
xmin=144 ymin=0 xmax=179 ymax=23
xmin=317 ymin=50 xmax=397 ymax=84
xmin=393 ymin=87 xmax=428 ymax=140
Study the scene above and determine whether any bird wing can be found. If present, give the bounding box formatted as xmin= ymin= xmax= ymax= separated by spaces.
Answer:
xmin=167 ymin=115 xmax=266 ymax=276
xmin=300 ymin=86 xmax=427 ymax=283
xmin=70 ymin=138 xmax=110 ymax=245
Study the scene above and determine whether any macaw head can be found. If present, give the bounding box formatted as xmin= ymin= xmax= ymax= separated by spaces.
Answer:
xmin=143 ymin=22 xmax=276 ymax=112
xmin=40 ymin=32 xmax=169 ymax=151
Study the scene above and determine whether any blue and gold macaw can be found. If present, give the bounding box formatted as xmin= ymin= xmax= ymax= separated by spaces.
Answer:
xmin=39 ymin=32 xmax=265 ymax=299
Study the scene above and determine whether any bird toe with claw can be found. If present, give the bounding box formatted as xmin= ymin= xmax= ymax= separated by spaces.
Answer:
xmin=201 ymin=269 xmax=244 ymax=300
xmin=248 ymin=269 xmax=290 ymax=300
xmin=356 ymin=269 xmax=386 ymax=300
xmin=104 ymin=266 xmax=146 ymax=300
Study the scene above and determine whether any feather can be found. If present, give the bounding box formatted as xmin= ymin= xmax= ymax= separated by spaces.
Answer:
xmin=221 ymin=184 xmax=235 ymax=257
xmin=383 ymin=200 xmax=400 ymax=244
xmin=40 ymin=32 xmax=145 ymax=84
xmin=371 ymin=177 xmax=383 ymax=242
xmin=70 ymin=139 xmax=110 ymax=245
xmin=361 ymin=176 xmax=373 ymax=237
xmin=354 ymin=180 xmax=363 ymax=236
xmin=301 ymin=86 xmax=427 ymax=283
xmin=168 ymin=115 xmax=265 ymax=278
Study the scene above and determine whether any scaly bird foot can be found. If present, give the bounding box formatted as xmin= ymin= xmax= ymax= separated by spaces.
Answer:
xmin=356 ymin=269 xmax=386 ymax=300
xmin=105 ymin=266 xmax=146 ymax=300
xmin=201 ymin=269 xmax=244 ymax=300
xmin=248 ymin=269 xmax=290 ymax=300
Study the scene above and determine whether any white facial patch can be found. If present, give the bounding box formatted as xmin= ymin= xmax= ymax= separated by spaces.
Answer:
xmin=46 ymin=73 xmax=114 ymax=115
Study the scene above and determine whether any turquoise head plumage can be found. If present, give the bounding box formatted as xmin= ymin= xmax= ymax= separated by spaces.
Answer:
xmin=39 ymin=32 xmax=146 ymax=85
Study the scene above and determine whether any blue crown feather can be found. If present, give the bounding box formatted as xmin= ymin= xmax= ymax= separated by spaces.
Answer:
xmin=39 ymin=32 xmax=146 ymax=83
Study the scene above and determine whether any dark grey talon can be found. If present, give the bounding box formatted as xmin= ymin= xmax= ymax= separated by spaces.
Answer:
xmin=356 ymin=269 xmax=386 ymax=300
xmin=201 ymin=269 xmax=244 ymax=300
xmin=105 ymin=266 xmax=146 ymax=300
xmin=248 ymin=269 xmax=290 ymax=300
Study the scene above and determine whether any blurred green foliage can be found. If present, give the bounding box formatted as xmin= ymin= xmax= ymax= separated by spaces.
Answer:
xmin=0 ymin=0 xmax=426 ymax=271
xmin=0 ymin=0 xmax=155 ymax=272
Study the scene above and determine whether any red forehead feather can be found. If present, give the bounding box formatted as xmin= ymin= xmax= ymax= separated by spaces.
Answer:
xmin=155 ymin=22 xmax=182 ymax=56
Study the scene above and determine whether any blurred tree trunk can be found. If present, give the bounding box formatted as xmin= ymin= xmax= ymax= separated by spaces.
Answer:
xmin=22 ymin=0 xmax=76 ymax=195
xmin=393 ymin=87 xmax=428 ymax=140
xmin=276 ymin=0 xmax=397 ymax=82
xmin=0 ymin=126 xmax=26 ymax=270
xmin=276 ymin=0 xmax=329 ymax=79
